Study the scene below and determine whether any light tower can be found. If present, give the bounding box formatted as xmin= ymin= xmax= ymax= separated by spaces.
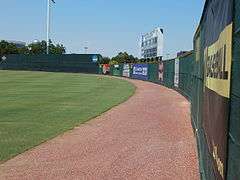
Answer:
xmin=47 ymin=0 xmax=55 ymax=54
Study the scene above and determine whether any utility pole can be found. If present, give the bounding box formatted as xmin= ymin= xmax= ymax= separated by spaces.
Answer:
xmin=47 ymin=0 xmax=55 ymax=54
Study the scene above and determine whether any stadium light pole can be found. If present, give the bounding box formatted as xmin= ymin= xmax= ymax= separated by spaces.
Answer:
xmin=47 ymin=0 xmax=55 ymax=54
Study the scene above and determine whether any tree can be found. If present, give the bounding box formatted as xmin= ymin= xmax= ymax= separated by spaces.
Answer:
xmin=0 ymin=41 xmax=19 ymax=56
xmin=28 ymin=41 xmax=46 ymax=55
xmin=111 ymin=52 xmax=138 ymax=64
xmin=0 ymin=40 xmax=66 ymax=56
xmin=99 ymin=57 xmax=111 ymax=64
xmin=18 ymin=46 xmax=29 ymax=55
xmin=51 ymin=44 xmax=66 ymax=54
xmin=27 ymin=40 xmax=66 ymax=55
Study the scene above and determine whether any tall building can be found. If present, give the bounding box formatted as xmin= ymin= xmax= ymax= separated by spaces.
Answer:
xmin=140 ymin=27 xmax=164 ymax=59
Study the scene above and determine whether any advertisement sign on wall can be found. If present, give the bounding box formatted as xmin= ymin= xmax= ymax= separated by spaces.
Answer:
xmin=113 ymin=64 xmax=121 ymax=76
xmin=92 ymin=55 xmax=98 ymax=63
xmin=201 ymin=0 xmax=233 ymax=179
xmin=132 ymin=64 xmax=148 ymax=80
xmin=102 ymin=64 xmax=110 ymax=75
xmin=174 ymin=59 xmax=179 ymax=87
xmin=122 ymin=64 xmax=130 ymax=77
xmin=159 ymin=62 xmax=164 ymax=82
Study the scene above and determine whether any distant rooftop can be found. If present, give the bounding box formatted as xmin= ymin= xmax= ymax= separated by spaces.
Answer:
xmin=4 ymin=40 xmax=26 ymax=48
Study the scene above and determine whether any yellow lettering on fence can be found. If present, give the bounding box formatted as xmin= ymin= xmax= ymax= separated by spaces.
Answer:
xmin=204 ymin=23 xmax=233 ymax=98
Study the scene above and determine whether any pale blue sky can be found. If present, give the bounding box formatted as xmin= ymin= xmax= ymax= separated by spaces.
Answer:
xmin=0 ymin=0 xmax=205 ymax=58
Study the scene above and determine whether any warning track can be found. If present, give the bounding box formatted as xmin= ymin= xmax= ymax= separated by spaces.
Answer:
xmin=0 ymin=78 xmax=199 ymax=180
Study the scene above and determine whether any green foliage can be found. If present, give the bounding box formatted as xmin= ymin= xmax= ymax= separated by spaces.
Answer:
xmin=108 ymin=52 xmax=160 ymax=65
xmin=99 ymin=57 xmax=111 ymax=64
xmin=17 ymin=46 xmax=29 ymax=55
xmin=52 ymin=44 xmax=66 ymax=54
xmin=28 ymin=40 xmax=66 ymax=55
xmin=109 ymin=60 xmax=119 ymax=65
xmin=28 ymin=41 xmax=47 ymax=55
xmin=0 ymin=41 xmax=19 ymax=56
xmin=0 ymin=71 xmax=135 ymax=162
xmin=111 ymin=52 xmax=138 ymax=64
xmin=0 ymin=40 xmax=66 ymax=56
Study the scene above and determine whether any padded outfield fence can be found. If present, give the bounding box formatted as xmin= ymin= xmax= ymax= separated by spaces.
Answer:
xmin=0 ymin=54 xmax=102 ymax=74
xmin=100 ymin=1 xmax=240 ymax=179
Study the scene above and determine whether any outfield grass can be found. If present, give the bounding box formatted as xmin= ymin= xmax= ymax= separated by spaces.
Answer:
xmin=0 ymin=70 xmax=135 ymax=162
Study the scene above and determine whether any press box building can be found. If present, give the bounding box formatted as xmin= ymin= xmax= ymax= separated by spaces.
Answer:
xmin=140 ymin=27 xmax=164 ymax=59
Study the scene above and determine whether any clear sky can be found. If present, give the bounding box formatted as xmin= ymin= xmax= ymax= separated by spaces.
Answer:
xmin=0 ymin=0 xmax=205 ymax=58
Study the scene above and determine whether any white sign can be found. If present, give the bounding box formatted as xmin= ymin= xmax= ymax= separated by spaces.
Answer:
xmin=1 ymin=56 xmax=6 ymax=61
xmin=133 ymin=66 xmax=148 ymax=76
xmin=174 ymin=58 xmax=179 ymax=87
xmin=92 ymin=55 xmax=98 ymax=63
xmin=122 ymin=64 xmax=130 ymax=77
xmin=159 ymin=62 xmax=164 ymax=82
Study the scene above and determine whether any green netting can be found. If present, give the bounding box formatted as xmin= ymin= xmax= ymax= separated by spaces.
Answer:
xmin=0 ymin=54 xmax=100 ymax=74
xmin=197 ymin=128 xmax=216 ymax=180
xmin=227 ymin=95 xmax=240 ymax=180
xmin=227 ymin=0 xmax=240 ymax=179
xmin=98 ymin=65 xmax=103 ymax=74
xmin=178 ymin=52 xmax=195 ymax=99
xmin=110 ymin=64 xmax=123 ymax=76
xmin=148 ymin=63 xmax=159 ymax=83
xmin=172 ymin=49 xmax=212 ymax=180
xmin=162 ymin=59 xmax=175 ymax=88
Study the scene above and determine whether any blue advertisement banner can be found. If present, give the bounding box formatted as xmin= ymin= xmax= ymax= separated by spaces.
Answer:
xmin=132 ymin=64 xmax=148 ymax=80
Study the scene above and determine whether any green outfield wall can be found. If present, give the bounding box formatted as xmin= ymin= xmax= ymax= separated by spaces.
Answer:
xmin=0 ymin=54 xmax=102 ymax=74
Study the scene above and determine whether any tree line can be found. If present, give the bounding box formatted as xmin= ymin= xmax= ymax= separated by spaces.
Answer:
xmin=0 ymin=41 xmax=160 ymax=64
xmin=0 ymin=40 xmax=65 ymax=56
xmin=100 ymin=52 xmax=161 ymax=65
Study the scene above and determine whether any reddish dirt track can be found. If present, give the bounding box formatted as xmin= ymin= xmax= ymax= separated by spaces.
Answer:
xmin=0 ymin=78 xmax=199 ymax=180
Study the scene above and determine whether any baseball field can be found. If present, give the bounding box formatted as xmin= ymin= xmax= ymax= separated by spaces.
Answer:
xmin=0 ymin=70 xmax=135 ymax=162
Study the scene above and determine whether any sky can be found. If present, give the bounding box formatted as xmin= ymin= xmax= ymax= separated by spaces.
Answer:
xmin=0 ymin=0 xmax=205 ymax=58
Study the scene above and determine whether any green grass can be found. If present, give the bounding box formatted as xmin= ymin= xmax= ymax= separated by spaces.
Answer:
xmin=0 ymin=70 xmax=135 ymax=162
